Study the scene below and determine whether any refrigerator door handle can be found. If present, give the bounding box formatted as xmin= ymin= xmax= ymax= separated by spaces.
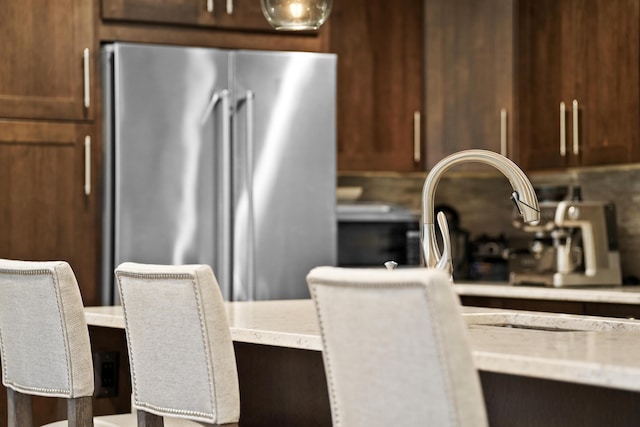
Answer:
xmin=237 ymin=90 xmax=256 ymax=300
xmin=219 ymin=90 xmax=232 ymax=299
xmin=201 ymin=90 xmax=227 ymax=124
xmin=203 ymin=89 xmax=233 ymax=298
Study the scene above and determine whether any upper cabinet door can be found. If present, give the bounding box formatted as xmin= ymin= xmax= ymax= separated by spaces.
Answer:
xmin=574 ymin=0 xmax=640 ymax=167
xmin=425 ymin=0 xmax=516 ymax=171
xmin=102 ymin=0 xmax=275 ymax=32
xmin=101 ymin=0 xmax=217 ymax=27
xmin=517 ymin=0 xmax=568 ymax=170
xmin=333 ymin=0 xmax=424 ymax=172
xmin=0 ymin=0 xmax=94 ymax=121
xmin=518 ymin=0 xmax=640 ymax=170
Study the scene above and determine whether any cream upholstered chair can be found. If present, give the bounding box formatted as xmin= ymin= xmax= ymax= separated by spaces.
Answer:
xmin=0 ymin=259 xmax=135 ymax=427
xmin=306 ymin=266 xmax=489 ymax=427
xmin=114 ymin=262 xmax=240 ymax=427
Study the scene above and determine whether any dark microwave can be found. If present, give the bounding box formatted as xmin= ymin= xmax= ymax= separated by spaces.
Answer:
xmin=337 ymin=203 xmax=419 ymax=267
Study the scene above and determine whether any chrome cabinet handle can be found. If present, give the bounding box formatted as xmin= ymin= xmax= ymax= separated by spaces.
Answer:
xmin=413 ymin=111 xmax=421 ymax=163
xmin=83 ymin=48 xmax=90 ymax=109
xmin=84 ymin=136 xmax=91 ymax=196
xmin=500 ymin=108 xmax=507 ymax=157
xmin=207 ymin=0 xmax=213 ymax=12
xmin=560 ymin=101 xmax=566 ymax=157
xmin=572 ymin=99 xmax=579 ymax=155
xmin=227 ymin=0 xmax=233 ymax=14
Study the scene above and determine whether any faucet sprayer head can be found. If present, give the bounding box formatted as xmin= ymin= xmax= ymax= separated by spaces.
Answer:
xmin=511 ymin=191 xmax=540 ymax=225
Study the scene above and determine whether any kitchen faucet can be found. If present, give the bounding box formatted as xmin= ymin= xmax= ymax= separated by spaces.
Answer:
xmin=421 ymin=150 xmax=540 ymax=278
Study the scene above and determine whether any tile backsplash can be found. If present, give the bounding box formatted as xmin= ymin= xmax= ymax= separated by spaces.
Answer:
xmin=338 ymin=165 xmax=640 ymax=281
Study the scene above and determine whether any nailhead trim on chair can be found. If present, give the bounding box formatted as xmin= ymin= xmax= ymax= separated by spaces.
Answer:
xmin=2 ymin=383 xmax=69 ymax=395
xmin=422 ymin=285 xmax=459 ymax=426
xmin=309 ymin=285 xmax=341 ymax=426
xmin=116 ymin=270 xmax=219 ymax=422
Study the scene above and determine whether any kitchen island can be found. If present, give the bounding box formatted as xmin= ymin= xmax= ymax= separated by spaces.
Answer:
xmin=455 ymin=282 xmax=640 ymax=318
xmin=86 ymin=300 xmax=640 ymax=427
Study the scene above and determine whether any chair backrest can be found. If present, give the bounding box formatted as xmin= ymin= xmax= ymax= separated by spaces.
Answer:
xmin=0 ymin=259 xmax=94 ymax=398
xmin=306 ymin=266 xmax=488 ymax=427
xmin=114 ymin=262 xmax=240 ymax=425
xmin=0 ymin=259 xmax=95 ymax=426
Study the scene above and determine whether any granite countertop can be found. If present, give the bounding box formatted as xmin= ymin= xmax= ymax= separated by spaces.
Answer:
xmin=85 ymin=300 xmax=640 ymax=393
xmin=454 ymin=282 xmax=640 ymax=304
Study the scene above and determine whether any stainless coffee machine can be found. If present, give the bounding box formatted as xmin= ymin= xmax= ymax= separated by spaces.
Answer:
xmin=510 ymin=191 xmax=622 ymax=287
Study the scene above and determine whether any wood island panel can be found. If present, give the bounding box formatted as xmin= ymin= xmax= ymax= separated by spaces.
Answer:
xmin=233 ymin=342 xmax=331 ymax=427
xmin=480 ymin=372 xmax=640 ymax=427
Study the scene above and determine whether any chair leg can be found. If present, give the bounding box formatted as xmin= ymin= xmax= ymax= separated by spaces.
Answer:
xmin=67 ymin=396 xmax=93 ymax=427
xmin=7 ymin=389 xmax=32 ymax=427
xmin=138 ymin=410 xmax=164 ymax=427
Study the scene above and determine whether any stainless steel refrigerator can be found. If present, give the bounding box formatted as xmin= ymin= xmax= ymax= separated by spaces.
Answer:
xmin=101 ymin=42 xmax=337 ymax=304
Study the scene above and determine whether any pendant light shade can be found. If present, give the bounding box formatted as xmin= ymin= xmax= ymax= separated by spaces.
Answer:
xmin=261 ymin=0 xmax=333 ymax=31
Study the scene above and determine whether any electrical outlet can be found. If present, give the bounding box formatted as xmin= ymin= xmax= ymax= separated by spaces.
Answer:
xmin=93 ymin=351 xmax=119 ymax=398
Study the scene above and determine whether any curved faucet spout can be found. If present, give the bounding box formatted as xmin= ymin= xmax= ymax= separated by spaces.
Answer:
xmin=421 ymin=149 xmax=540 ymax=274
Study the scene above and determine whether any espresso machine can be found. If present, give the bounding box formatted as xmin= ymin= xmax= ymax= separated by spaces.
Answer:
xmin=509 ymin=189 xmax=622 ymax=287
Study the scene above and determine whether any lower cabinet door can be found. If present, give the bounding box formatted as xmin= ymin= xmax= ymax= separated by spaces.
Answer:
xmin=0 ymin=120 xmax=99 ymax=305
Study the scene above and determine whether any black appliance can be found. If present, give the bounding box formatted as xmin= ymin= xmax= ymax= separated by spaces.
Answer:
xmin=337 ymin=203 xmax=418 ymax=267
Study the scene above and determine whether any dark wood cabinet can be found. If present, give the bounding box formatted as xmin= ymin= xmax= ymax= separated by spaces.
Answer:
xmin=0 ymin=121 xmax=100 ymax=306
xmin=0 ymin=0 xmax=100 ymax=305
xmin=101 ymin=0 xmax=273 ymax=32
xmin=0 ymin=0 xmax=95 ymax=121
xmin=99 ymin=0 xmax=328 ymax=54
xmin=518 ymin=0 xmax=640 ymax=171
xmin=331 ymin=0 xmax=423 ymax=172
xmin=101 ymin=0 xmax=218 ymax=27
xmin=425 ymin=0 xmax=516 ymax=170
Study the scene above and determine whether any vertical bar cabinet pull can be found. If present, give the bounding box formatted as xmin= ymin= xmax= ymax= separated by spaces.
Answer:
xmin=84 ymin=136 xmax=91 ymax=196
xmin=572 ymin=99 xmax=579 ymax=155
xmin=413 ymin=111 xmax=421 ymax=163
xmin=83 ymin=48 xmax=90 ymax=109
xmin=500 ymin=108 xmax=508 ymax=157
xmin=560 ymin=102 xmax=566 ymax=156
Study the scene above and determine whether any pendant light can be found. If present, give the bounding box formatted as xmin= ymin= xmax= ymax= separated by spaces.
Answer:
xmin=261 ymin=0 xmax=333 ymax=31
